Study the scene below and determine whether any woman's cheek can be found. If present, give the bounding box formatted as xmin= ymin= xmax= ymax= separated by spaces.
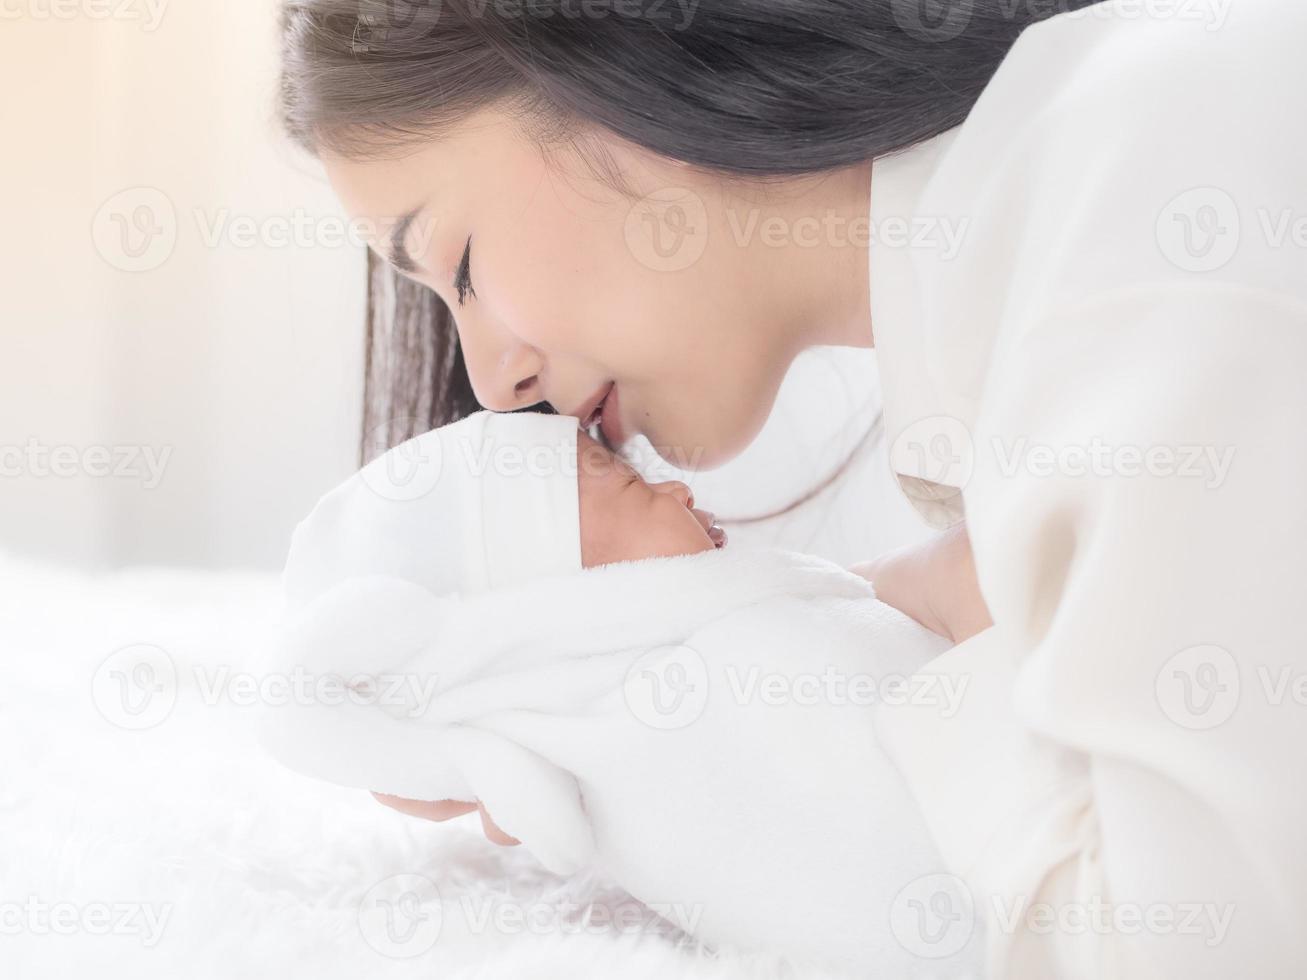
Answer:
xmin=489 ymin=274 xmax=596 ymax=361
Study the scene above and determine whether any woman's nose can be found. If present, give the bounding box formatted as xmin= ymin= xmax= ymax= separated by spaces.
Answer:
xmin=651 ymin=481 xmax=694 ymax=508
xmin=457 ymin=315 xmax=544 ymax=412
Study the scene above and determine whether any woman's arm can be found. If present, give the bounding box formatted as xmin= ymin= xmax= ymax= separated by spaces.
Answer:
xmin=877 ymin=288 xmax=1307 ymax=979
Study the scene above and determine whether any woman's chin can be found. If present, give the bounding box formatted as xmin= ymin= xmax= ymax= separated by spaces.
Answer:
xmin=647 ymin=433 xmax=738 ymax=472
xmin=640 ymin=403 xmax=773 ymax=472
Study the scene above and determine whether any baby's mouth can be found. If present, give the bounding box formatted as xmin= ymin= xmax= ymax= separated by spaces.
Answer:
xmin=693 ymin=507 xmax=728 ymax=549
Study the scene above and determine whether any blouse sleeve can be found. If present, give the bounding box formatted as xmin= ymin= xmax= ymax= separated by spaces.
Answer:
xmin=875 ymin=283 xmax=1307 ymax=979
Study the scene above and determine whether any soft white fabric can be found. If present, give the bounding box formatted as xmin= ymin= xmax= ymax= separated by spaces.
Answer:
xmin=259 ymin=541 xmax=977 ymax=974
xmin=0 ymin=553 xmax=899 ymax=980
xmin=284 ymin=410 xmax=582 ymax=603
xmin=868 ymin=0 xmax=1307 ymax=977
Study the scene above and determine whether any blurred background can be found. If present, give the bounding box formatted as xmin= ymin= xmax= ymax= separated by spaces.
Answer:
xmin=2 ymin=1 xmax=362 ymax=571
xmin=0 ymin=0 xmax=927 ymax=574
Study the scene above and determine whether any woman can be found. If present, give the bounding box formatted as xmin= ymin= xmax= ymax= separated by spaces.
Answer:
xmin=279 ymin=0 xmax=1306 ymax=976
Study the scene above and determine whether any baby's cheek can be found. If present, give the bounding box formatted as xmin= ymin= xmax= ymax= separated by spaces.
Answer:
xmin=649 ymin=499 xmax=716 ymax=558
xmin=578 ymin=496 xmax=662 ymax=567
xmin=606 ymin=502 xmax=673 ymax=564
xmin=581 ymin=491 xmax=712 ymax=567
xmin=578 ymin=494 xmax=622 ymax=568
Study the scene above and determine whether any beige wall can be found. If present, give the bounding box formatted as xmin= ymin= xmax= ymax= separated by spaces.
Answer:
xmin=1 ymin=2 xmax=365 ymax=569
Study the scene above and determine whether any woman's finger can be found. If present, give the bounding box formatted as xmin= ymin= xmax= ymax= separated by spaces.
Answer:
xmin=478 ymin=802 xmax=520 ymax=846
xmin=371 ymin=792 xmax=477 ymax=821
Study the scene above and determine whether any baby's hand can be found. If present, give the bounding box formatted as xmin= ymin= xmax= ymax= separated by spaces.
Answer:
xmin=850 ymin=524 xmax=992 ymax=644
xmin=372 ymin=794 xmax=520 ymax=846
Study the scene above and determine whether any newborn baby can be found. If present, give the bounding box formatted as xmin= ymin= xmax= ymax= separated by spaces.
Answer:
xmin=260 ymin=410 xmax=979 ymax=975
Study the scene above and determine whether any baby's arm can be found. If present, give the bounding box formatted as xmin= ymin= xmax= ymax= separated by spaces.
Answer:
xmin=850 ymin=524 xmax=992 ymax=644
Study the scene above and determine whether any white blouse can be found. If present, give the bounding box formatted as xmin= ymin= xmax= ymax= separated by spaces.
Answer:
xmin=867 ymin=0 xmax=1307 ymax=977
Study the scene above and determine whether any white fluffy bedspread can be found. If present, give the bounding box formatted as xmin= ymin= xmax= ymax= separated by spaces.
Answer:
xmin=0 ymin=556 xmax=860 ymax=980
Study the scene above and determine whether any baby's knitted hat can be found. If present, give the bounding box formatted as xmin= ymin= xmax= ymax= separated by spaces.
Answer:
xmin=283 ymin=410 xmax=582 ymax=608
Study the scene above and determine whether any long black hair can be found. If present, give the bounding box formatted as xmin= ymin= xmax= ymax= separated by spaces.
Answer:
xmin=281 ymin=0 xmax=1104 ymax=461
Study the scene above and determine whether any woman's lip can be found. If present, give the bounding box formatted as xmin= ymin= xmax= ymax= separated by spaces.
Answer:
xmin=598 ymin=383 xmax=627 ymax=447
xmin=575 ymin=382 xmax=613 ymax=430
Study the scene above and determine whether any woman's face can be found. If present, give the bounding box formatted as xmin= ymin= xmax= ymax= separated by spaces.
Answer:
xmin=322 ymin=107 xmax=871 ymax=469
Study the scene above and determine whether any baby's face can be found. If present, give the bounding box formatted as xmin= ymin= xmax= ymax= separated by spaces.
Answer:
xmin=577 ymin=432 xmax=725 ymax=567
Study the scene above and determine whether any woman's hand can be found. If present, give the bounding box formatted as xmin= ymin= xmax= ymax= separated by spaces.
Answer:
xmin=851 ymin=523 xmax=993 ymax=645
xmin=371 ymin=793 xmax=520 ymax=846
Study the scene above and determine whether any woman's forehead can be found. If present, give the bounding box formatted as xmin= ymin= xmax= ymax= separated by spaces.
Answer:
xmin=321 ymin=148 xmax=435 ymax=219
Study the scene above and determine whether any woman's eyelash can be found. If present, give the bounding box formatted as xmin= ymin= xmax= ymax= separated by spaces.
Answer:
xmin=454 ymin=237 xmax=475 ymax=307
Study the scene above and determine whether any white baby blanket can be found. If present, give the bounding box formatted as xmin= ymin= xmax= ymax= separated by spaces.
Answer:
xmin=259 ymin=545 xmax=978 ymax=974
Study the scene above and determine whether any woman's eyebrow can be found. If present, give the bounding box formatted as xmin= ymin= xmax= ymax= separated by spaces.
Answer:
xmin=387 ymin=207 xmax=423 ymax=274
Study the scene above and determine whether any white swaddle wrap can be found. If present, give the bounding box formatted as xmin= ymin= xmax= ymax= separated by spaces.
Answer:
xmin=259 ymin=414 xmax=979 ymax=974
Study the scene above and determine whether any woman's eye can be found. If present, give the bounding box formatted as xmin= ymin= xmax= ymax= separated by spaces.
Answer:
xmin=454 ymin=237 xmax=475 ymax=307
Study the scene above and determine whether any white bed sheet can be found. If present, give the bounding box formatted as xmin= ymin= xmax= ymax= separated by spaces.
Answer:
xmin=0 ymin=554 xmax=861 ymax=980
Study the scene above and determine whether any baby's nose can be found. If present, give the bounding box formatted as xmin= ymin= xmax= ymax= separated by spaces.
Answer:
xmin=651 ymin=481 xmax=694 ymax=508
